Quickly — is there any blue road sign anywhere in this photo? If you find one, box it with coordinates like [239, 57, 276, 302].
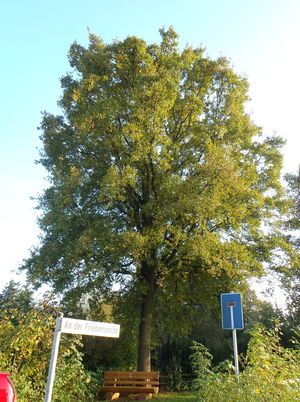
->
[221, 293, 244, 330]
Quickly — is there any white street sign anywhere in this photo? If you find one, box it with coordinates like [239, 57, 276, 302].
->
[44, 314, 120, 402]
[60, 317, 120, 338]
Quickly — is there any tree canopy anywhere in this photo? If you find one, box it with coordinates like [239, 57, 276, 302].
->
[23, 27, 291, 370]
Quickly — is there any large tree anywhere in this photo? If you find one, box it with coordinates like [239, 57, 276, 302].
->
[24, 28, 290, 370]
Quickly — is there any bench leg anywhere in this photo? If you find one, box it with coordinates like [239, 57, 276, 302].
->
[106, 392, 120, 400]
[138, 393, 152, 400]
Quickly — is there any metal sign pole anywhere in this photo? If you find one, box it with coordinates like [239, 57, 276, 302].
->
[229, 306, 239, 381]
[44, 313, 63, 402]
[232, 328, 239, 379]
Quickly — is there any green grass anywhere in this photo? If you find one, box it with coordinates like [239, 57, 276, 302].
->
[97, 392, 198, 402]
[153, 392, 197, 402]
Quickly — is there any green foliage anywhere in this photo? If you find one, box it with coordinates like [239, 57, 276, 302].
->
[285, 167, 300, 230]
[284, 167, 300, 328]
[0, 280, 33, 317]
[153, 392, 197, 402]
[243, 289, 284, 330]
[161, 355, 185, 392]
[0, 306, 98, 401]
[22, 27, 293, 369]
[189, 342, 213, 392]
[191, 324, 300, 401]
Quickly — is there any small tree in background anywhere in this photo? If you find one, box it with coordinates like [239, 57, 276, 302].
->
[285, 167, 300, 325]
[0, 280, 33, 316]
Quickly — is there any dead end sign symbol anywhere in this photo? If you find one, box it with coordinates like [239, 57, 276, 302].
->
[221, 293, 244, 330]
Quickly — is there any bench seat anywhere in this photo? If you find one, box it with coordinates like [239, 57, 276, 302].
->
[101, 371, 159, 400]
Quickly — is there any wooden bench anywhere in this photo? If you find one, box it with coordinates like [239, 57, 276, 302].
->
[101, 371, 159, 400]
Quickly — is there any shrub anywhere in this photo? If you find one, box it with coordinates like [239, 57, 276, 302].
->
[191, 324, 300, 401]
[0, 308, 99, 401]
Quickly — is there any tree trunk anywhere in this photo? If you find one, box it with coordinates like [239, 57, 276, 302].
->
[137, 262, 156, 371]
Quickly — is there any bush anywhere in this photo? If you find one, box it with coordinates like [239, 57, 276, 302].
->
[191, 324, 300, 401]
[0, 308, 99, 401]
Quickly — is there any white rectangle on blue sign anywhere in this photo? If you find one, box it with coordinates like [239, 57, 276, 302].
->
[221, 293, 244, 330]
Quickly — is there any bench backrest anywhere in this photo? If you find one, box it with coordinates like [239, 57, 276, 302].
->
[103, 371, 159, 387]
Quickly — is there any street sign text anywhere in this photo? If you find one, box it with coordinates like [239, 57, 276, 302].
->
[61, 318, 120, 338]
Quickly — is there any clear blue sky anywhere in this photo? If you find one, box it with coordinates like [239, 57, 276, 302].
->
[1, 0, 300, 293]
